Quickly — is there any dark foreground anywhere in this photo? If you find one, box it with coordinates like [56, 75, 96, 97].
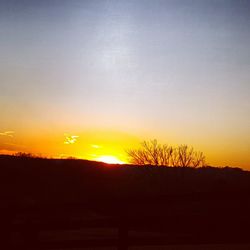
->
[0, 155, 250, 249]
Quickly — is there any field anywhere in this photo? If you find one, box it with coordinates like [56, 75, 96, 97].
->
[0, 155, 250, 249]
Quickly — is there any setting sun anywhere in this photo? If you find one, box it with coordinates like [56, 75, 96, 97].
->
[96, 156, 125, 164]
[0, 0, 250, 170]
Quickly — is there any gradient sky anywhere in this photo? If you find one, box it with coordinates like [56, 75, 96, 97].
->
[0, 0, 250, 168]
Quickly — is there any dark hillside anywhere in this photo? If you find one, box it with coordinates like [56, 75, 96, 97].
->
[1, 155, 250, 247]
[0, 155, 249, 208]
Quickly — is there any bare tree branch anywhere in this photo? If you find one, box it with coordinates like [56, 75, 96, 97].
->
[126, 140, 206, 168]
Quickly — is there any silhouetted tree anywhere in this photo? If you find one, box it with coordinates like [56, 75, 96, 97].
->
[192, 150, 206, 168]
[127, 140, 206, 167]
[170, 147, 180, 167]
[14, 152, 34, 158]
[177, 144, 194, 167]
[126, 140, 173, 166]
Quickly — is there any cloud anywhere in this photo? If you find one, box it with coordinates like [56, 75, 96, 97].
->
[0, 131, 14, 137]
[91, 144, 102, 149]
[0, 143, 26, 152]
[0, 149, 17, 155]
[64, 134, 79, 145]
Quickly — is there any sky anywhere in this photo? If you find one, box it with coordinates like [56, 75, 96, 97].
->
[0, 0, 250, 168]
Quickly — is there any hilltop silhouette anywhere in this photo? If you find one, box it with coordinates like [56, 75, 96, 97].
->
[0, 155, 250, 249]
[0, 154, 249, 207]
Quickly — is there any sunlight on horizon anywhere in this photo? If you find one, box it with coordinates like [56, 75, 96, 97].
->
[1, 1, 250, 169]
[95, 155, 125, 164]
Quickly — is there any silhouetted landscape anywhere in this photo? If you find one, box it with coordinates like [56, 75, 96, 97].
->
[1, 155, 250, 249]
[1, 1, 250, 249]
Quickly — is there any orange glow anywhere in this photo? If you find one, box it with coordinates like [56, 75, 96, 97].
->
[1, 127, 249, 169]
[95, 155, 125, 164]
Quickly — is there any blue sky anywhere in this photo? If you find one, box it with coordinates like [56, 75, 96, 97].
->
[0, 0, 250, 168]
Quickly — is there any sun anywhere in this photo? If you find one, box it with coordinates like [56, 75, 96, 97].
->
[96, 155, 124, 164]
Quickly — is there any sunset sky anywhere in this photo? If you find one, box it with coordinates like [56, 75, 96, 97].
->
[0, 0, 250, 168]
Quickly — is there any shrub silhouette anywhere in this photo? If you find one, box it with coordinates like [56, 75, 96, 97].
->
[127, 140, 206, 167]
[14, 152, 35, 158]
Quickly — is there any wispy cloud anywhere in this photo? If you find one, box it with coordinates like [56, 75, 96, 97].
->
[3, 143, 25, 147]
[0, 131, 14, 137]
[0, 149, 17, 155]
[91, 144, 102, 149]
[64, 134, 79, 145]
[0, 142, 26, 152]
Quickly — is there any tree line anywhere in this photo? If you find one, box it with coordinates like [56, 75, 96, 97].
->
[126, 139, 206, 167]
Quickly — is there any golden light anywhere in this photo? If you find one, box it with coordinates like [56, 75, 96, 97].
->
[64, 134, 79, 145]
[96, 155, 125, 164]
